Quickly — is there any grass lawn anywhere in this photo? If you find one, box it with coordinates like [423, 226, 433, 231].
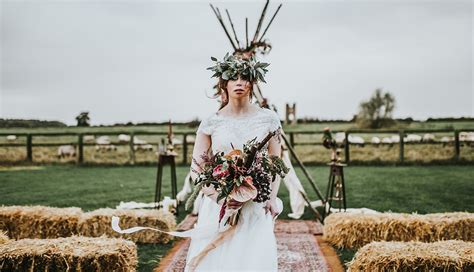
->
[1, 165, 473, 271]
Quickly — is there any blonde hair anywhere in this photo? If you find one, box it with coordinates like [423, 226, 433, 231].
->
[213, 77, 255, 110]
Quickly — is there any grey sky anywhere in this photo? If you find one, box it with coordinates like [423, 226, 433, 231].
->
[1, 0, 472, 126]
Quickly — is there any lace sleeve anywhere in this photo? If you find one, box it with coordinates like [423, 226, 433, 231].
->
[269, 110, 282, 133]
[196, 115, 213, 135]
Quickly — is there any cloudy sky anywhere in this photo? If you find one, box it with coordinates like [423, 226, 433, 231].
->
[1, 0, 472, 125]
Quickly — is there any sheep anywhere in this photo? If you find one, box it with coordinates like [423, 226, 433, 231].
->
[335, 132, 346, 144]
[187, 135, 196, 144]
[440, 136, 453, 142]
[95, 144, 117, 151]
[422, 133, 436, 142]
[381, 137, 393, 144]
[405, 134, 422, 143]
[57, 145, 76, 159]
[459, 132, 474, 147]
[371, 137, 381, 145]
[95, 136, 117, 151]
[117, 135, 153, 150]
[172, 137, 183, 145]
[460, 132, 474, 142]
[132, 137, 153, 151]
[390, 135, 400, 143]
[83, 135, 95, 143]
[348, 135, 365, 147]
[133, 137, 146, 145]
[96, 136, 111, 145]
[133, 144, 153, 151]
[440, 136, 454, 147]
[6, 135, 17, 141]
[118, 134, 131, 143]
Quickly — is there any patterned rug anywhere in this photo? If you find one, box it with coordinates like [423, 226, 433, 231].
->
[274, 219, 323, 235]
[158, 215, 335, 271]
[157, 233, 329, 272]
[176, 214, 323, 234]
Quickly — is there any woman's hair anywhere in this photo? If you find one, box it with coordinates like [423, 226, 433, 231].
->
[213, 77, 255, 110]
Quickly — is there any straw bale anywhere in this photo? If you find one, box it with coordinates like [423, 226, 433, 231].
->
[323, 212, 474, 249]
[0, 235, 137, 271]
[0, 230, 9, 244]
[348, 240, 474, 272]
[0, 205, 82, 239]
[78, 208, 177, 244]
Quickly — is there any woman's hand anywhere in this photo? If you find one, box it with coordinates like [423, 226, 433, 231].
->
[201, 184, 225, 206]
[263, 198, 280, 219]
[201, 183, 216, 197]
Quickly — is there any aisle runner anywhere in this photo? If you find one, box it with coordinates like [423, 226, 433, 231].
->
[176, 214, 324, 234]
[157, 215, 332, 271]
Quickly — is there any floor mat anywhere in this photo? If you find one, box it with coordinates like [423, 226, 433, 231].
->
[158, 216, 340, 271]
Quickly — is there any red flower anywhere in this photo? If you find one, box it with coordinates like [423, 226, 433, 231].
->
[212, 164, 229, 179]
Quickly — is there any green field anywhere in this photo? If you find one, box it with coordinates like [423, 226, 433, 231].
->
[1, 165, 473, 270]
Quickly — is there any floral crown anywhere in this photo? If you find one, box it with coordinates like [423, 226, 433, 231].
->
[206, 52, 270, 83]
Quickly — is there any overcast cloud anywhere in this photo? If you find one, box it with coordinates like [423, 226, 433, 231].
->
[1, 0, 472, 125]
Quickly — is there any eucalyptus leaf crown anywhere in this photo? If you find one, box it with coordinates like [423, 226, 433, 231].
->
[206, 53, 270, 83]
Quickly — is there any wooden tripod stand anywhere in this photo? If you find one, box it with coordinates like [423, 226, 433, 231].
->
[154, 153, 179, 216]
[323, 162, 347, 218]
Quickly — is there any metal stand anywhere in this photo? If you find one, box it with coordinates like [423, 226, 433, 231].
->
[323, 162, 347, 219]
[155, 153, 178, 215]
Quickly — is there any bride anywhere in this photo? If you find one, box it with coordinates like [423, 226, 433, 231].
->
[184, 53, 284, 271]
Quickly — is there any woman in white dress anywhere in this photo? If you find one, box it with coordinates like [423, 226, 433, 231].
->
[185, 54, 283, 271]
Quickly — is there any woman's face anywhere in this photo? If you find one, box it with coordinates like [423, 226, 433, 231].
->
[226, 74, 252, 100]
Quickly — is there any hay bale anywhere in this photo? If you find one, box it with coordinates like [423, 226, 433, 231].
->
[348, 240, 474, 272]
[0, 235, 137, 271]
[0, 205, 82, 240]
[323, 212, 474, 249]
[0, 231, 9, 244]
[78, 208, 176, 244]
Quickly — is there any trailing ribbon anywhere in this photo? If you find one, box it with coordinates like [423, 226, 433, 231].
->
[111, 197, 283, 271]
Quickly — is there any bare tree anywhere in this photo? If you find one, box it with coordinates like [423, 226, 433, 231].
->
[356, 88, 396, 128]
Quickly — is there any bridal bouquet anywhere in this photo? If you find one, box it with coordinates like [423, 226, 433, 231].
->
[185, 130, 289, 226]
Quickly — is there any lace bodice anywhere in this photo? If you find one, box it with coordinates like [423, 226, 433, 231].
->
[196, 105, 282, 155]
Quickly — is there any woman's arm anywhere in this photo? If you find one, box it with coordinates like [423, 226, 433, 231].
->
[267, 133, 282, 202]
[190, 131, 225, 206]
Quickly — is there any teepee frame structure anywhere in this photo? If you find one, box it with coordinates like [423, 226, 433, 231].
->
[209, 0, 325, 222]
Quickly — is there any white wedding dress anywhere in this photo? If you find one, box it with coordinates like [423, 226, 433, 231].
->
[184, 105, 283, 272]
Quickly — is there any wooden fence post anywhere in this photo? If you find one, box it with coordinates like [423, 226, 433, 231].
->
[26, 134, 32, 162]
[399, 130, 405, 163]
[454, 130, 460, 160]
[182, 133, 188, 165]
[77, 134, 84, 164]
[344, 131, 350, 163]
[129, 133, 135, 165]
